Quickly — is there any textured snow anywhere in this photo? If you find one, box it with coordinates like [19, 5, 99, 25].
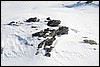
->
[1, 1, 99, 66]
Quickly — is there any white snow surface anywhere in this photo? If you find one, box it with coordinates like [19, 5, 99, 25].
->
[1, 1, 99, 66]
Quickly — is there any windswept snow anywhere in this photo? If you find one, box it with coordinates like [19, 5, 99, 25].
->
[1, 1, 99, 66]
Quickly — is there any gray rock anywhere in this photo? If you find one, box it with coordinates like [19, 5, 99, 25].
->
[47, 20, 61, 27]
[38, 40, 45, 48]
[1, 47, 3, 54]
[44, 37, 56, 49]
[83, 39, 97, 45]
[45, 52, 51, 57]
[26, 17, 40, 22]
[56, 26, 69, 35]
[32, 30, 45, 37]
[46, 17, 51, 20]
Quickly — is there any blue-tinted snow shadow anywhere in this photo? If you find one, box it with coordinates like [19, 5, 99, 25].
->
[64, 2, 99, 8]
[15, 34, 30, 45]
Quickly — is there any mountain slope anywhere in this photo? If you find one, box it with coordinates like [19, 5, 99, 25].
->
[1, 1, 99, 66]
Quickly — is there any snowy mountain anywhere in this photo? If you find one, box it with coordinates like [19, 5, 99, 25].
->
[1, 1, 99, 66]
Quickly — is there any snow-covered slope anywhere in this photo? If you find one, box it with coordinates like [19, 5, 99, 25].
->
[1, 1, 99, 66]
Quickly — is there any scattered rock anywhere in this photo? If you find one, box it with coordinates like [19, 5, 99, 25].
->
[37, 38, 41, 40]
[83, 39, 97, 45]
[26, 17, 40, 22]
[35, 51, 39, 55]
[37, 40, 45, 48]
[49, 30, 56, 37]
[45, 52, 51, 57]
[44, 37, 56, 47]
[46, 17, 51, 20]
[44, 28, 56, 37]
[30, 44, 34, 46]
[85, 1, 93, 4]
[93, 48, 96, 50]
[32, 30, 45, 37]
[32, 26, 69, 38]
[56, 26, 69, 35]
[82, 36, 88, 38]
[8, 21, 19, 26]
[47, 20, 61, 27]
[31, 26, 37, 28]
[35, 29, 38, 30]
[44, 46, 54, 52]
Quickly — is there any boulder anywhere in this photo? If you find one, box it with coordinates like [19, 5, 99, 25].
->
[47, 20, 61, 27]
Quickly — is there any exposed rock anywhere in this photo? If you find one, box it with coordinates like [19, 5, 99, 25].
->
[1, 47, 3, 54]
[49, 30, 56, 37]
[82, 36, 88, 38]
[45, 46, 54, 52]
[44, 28, 56, 37]
[32, 30, 45, 37]
[30, 44, 34, 46]
[8, 21, 19, 26]
[56, 26, 69, 35]
[93, 48, 96, 50]
[8, 21, 15, 25]
[31, 26, 37, 28]
[46, 17, 51, 20]
[32, 26, 69, 38]
[37, 40, 45, 48]
[47, 20, 61, 27]
[85, 1, 93, 4]
[32, 28, 56, 38]
[26, 17, 40, 22]
[83, 39, 97, 45]
[45, 52, 51, 57]
[44, 37, 56, 49]
[35, 51, 39, 55]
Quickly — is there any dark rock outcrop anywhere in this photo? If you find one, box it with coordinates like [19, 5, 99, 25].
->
[56, 26, 69, 36]
[83, 39, 97, 45]
[45, 52, 51, 57]
[1, 47, 3, 54]
[8, 21, 19, 26]
[46, 17, 51, 20]
[37, 40, 45, 48]
[47, 20, 61, 27]
[32, 30, 45, 37]
[26, 17, 40, 22]
[85, 1, 93, 4]
[44, 37, 56, 48]
[45, 47, 54, 52]
[32, 26, 69, 38]
[31, 26, 37, 28]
